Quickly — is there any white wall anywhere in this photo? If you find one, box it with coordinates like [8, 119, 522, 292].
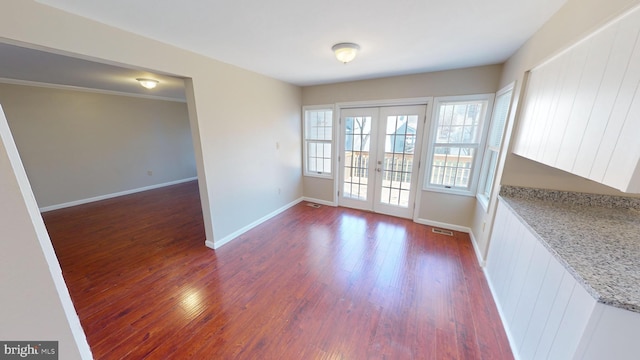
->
[301, 65, 502, 228]
[471, 0, 640, 261]
[0, 0, 303, 242]
[195, 70, 302, 243]
[0, 82, 196, 209]
[0, 0, 302, 356]
[0, 105, 90, 359]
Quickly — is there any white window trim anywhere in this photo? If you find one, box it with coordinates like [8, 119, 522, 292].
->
[422, 94, 494, 197]
[477, 83, 515, 211]
[303, 105, 335, 179]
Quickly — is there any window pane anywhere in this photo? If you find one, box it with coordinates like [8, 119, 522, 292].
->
[449, 125, 463, 143]
[323, 159, 331, 172]
[439, 125, 453, 143]
[304, 108, 333, 176]
[347, 116, 371, 152]
[489, 90, 512, 149]
[430, 146, 475, 188]
[483, 150, 498, 196]
[308, 156, 317, 172]
[425, 96, 490, 193]
[436, 102, 484, 145]
[324, 127, 332, 140]
[385, 134, 396, 153]
[306, 140, 332, 174]
[380, 113, 418, 209]
[323, 143, 331, 155]
[477, 86, 513, 201]
[305, 109, 332, 141]
[343, 116, 372, 200]
[441, 104, 454, 125]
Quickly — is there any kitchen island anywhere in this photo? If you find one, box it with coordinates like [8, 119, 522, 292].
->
[485, 186, 640, 359]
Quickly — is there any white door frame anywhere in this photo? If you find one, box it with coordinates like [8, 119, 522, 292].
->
[334, 97, 433, 219]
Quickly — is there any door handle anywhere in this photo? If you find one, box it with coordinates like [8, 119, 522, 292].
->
[376, 168, 382, 172]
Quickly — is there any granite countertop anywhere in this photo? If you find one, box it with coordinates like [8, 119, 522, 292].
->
[498, 186, 640, 313]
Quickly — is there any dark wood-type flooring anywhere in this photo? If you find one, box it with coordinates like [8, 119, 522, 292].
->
[43, 181, 513, 359]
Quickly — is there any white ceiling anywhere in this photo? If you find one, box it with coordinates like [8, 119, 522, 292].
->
[32, 0, 568, 87]
[0, 0, 568, 99]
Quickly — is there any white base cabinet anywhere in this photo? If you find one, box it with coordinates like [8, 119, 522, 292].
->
[574, 304, 640, 360]
[486, 199, 640, 359]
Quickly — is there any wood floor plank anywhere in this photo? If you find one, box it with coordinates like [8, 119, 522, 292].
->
[43, 180, 513, 359]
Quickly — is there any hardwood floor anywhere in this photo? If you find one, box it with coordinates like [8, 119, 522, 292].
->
[43, 181, 513, 359]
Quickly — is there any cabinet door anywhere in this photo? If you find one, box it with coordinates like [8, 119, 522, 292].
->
[501, 225, 537, 324]
[555, 26, 616, 171]
[577, 304, 640, 360]
[603, 88, 640, 192]
[485, 202, 509, 282]
[509, 238, 552, 350]
[514, 5, 640, 193]
[574, 14, 640, 178]
[547, 283, 596, 359]
[591, 8, 640, 183]
[518, 256, 567, 359]
[532, 272, 578, 358]
[486, 200, 597, 360]
[486, 201, 519, 300]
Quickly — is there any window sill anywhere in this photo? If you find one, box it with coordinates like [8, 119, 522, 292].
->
[303, 172, 333, 180]
[476, 193, 489, 212]
[423, 186, 476, 197]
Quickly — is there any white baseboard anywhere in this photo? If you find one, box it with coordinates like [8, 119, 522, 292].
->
[414, 217, 486, 267]
[301, 197, 336, 207]
[209, 197, 304, 250]
[414, 217, 470, 233]
[483, 267, 521, 360]
[39, 177, 198, 212]
[468, 231, 487, 267]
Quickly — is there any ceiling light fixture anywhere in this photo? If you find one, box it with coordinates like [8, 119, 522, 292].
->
[332, 43, 360, 64]
[136, 78, 159, 89]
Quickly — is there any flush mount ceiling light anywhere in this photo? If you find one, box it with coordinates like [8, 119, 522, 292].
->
[136, 78, 159, 89]
[332, 43, 360, 64]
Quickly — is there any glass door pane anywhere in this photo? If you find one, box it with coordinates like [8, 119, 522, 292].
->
[343, 115, 372, 201]
[339, 105, 425, 219]
[380, 114, 418, 208]
[372, 105, 426, 219]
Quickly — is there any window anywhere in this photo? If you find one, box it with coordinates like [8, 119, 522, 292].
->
[424, 95, 493, 195]
[477, 84, 514, 209]
[303, 106, 334, 178]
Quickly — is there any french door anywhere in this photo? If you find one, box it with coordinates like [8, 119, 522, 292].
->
[339, 105, 426, 218]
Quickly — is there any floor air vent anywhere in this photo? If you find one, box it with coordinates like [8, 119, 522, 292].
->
[432, 228, 454, 236]
[306, 203, 321, 209]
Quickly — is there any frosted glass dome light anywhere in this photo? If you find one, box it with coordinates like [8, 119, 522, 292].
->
[137, 78, 159, 89]
[332, 43, 360, 64]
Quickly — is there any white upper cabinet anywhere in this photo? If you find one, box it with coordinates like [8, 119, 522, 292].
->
[513, 5, 640, 193]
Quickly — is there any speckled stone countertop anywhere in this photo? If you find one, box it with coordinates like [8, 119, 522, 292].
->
[498, 186, 640, 313]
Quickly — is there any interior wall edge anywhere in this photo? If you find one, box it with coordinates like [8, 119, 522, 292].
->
[211, 197, 305, 250]
[0, 105, 91, 359]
